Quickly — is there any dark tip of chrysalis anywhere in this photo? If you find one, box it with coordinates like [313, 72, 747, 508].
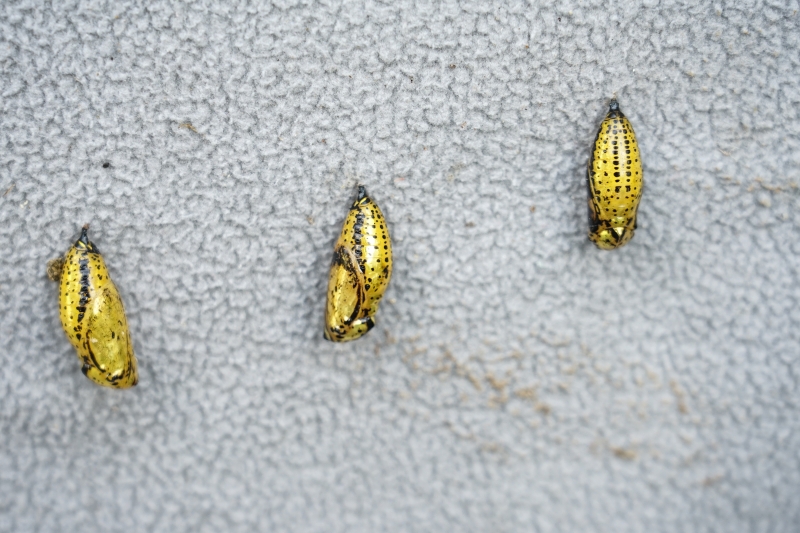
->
[79, 224, 90, 245]
[356, 185, 368, 200]
[77, 223, 98, 253]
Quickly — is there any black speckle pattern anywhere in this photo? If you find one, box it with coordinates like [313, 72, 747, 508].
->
[586, 99, 644, 250]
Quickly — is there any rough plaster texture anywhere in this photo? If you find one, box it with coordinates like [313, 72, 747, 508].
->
[1, 0, 799, 531]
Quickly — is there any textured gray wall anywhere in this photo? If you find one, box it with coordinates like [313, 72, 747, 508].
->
[1, 0, 799, 531]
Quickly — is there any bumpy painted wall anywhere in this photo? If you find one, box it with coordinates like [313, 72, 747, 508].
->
[1, 1, 799, 531]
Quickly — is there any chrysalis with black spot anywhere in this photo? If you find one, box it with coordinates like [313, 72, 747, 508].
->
[587, 98, 643, 249]
[324, 186, 393, 342]
[49, 225, 138, 388]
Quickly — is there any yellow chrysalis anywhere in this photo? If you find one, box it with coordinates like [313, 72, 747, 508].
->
[587, 98, 644, 249]
[49, 225, 138, 388]
[324, 186, 392, 342]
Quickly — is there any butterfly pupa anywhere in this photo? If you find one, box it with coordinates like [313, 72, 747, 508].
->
[586, 98, 644, 249]
[324, 186, 392, 342]
[49, 225, 138, 388]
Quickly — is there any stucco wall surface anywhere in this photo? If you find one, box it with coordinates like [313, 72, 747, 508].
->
[1, 0, 799, 532]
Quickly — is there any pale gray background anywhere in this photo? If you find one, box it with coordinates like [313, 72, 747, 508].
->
[1, 0, 799, 531]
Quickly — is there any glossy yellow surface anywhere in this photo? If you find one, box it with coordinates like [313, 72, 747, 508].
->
[324, 186, 392, 342]
[587, 99, 643, 249]
[56, 225, 138, 388]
